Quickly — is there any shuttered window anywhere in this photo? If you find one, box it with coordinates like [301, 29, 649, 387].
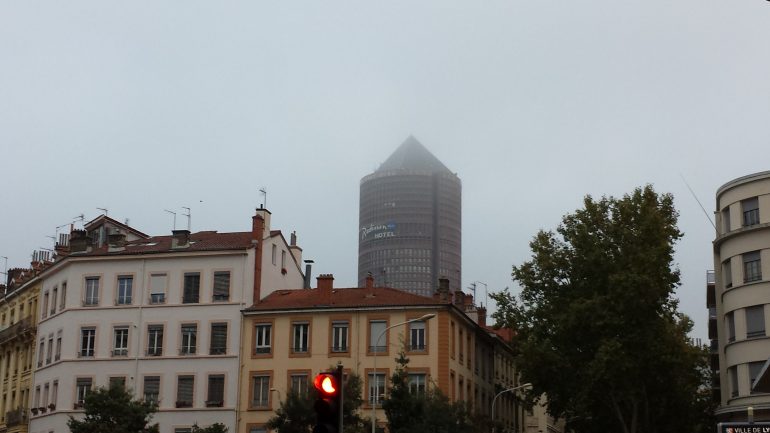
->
[210, 323, 227, 355]
[207, 375, 225, 406]
[177, 375, 194, 407]
[213, 272, 230, 302]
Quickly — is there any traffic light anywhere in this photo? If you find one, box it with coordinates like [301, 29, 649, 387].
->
[313, 368, 342, 433]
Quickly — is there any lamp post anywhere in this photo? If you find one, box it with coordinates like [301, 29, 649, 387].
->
[491, 383, 532, 433]
[371, 313, 436, 433]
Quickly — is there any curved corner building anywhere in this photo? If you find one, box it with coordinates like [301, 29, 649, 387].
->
[358, 136, 461, 296]
[713, 170, 770, 422]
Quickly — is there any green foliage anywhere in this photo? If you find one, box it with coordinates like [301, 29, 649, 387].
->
[267, 370, 368, 433]
[67, 383, 159, 433]
[491, 186, 712, 433]
[191, 423, 229, 433]
[383, 351, 486, 433]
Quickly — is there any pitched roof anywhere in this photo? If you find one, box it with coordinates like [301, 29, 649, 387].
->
[84, 215, 150, 239]
[245, 286, 443, 312]
[72, 231, 255, 257]
[377, 136, 452, 173]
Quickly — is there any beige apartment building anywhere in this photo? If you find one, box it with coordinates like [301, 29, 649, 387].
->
[713, 170, 770, 421]
[0, 266, 41, 433]
[29, 210, 304, 433]
[238, 275, 525, 433]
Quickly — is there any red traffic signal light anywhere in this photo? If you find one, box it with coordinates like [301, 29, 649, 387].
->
[314, 373, 339, 397]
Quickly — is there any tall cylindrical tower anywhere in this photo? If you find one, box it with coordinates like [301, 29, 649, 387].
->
[358, 136, 461, 296]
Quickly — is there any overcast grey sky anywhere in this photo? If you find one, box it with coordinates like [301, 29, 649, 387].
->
[2, 1, 770, 341]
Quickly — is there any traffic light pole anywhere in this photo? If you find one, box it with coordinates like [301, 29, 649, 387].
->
[337, 363, 344, 433]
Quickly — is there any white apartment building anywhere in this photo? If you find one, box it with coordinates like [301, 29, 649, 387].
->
[29, 210, 304, 433]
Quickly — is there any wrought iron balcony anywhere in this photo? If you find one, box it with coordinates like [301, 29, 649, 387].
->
[6, 407, 26, 426]
[0, 317, 35, 346]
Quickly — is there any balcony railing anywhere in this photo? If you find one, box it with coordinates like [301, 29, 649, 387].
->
[6, 408, 26, 426]
[0, 317, 35, 345]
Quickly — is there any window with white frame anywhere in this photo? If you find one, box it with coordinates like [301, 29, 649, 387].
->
[75, 378, 92, 408]
[113, 327, 129, 356]
[292, 323, 309, 353]
[368, 372, 386, 405]
[180, 324, 197, 355]
[251, 375, 270, 408]
[254, 323, 271, 354]
[147, 325, 164, 356]
[408, 373, 427, 395]
[116, 276, 133, 305]
[332, 321, 348, 352]
[410, 321, 426, 351]
[290, 374, 309, 396]
[149, 273, 167, 304]
[369, 320, 386, 352]
[84, 277, 99, 306]
[80, 328, 95, 357]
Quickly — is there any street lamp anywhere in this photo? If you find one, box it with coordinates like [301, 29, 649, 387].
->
[371, 313, 436, 433]
[491, 383, 532, 433]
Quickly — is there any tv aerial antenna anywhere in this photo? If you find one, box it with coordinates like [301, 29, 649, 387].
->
[182, 207, 191, 231]
[259, 188, 267, 209]
[164, 209, 177, 230]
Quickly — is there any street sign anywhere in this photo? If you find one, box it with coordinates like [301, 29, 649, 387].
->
[718, 422, 770, 433]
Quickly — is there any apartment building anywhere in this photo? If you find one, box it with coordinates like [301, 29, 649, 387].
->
[238, 275, 523, 433]
[713, 170, 770, 422]
[0, 266, 41, 433]
[28, 209, 304, 433]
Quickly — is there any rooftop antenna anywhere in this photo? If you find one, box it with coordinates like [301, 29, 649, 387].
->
[1, 256, 7, 282]
[96, 207, 108, 216]
[680, 174, 716, 230]
[164, 209, 177, 230]
[259, 188, 267, 209]
[182, 207, 191, 231]
[471, 281, 488, 307]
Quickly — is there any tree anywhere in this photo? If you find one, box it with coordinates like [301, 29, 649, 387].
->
[491, 186, 711, 433]
[67, 383, 159, 433]
[383, 351, 485, 433]
[267, 371, 368, 433]
[191, 423, 229, 433]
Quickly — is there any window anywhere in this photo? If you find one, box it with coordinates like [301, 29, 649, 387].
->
[80, 328, 95, 357]
[746, 305, 766, 339]
[290, 374, 309, 396]
[750, 361, 765, 394]
[176, 375, 194, 407]
[743, 197, 760, 227]
[726, 312, 736, 343]
[744, 251, 762, 283]
[51, 287, 58, 315]
[210, 323, 228, 355]
[292, 323, 309, 354]
[251, 374, 271, 408]
[183, 273, 200, 304]
[75, 378, 92, 408]
[55, 331, 62, 361]
[180, 324, 197, 355]
[409, 321, 426, 351]
[281, 250, 286, 269]
[249, 427, 267, 433]
[116, 276, 133, 305]
[206, 374, 225, 407]
[149, 274, 167, 304]
[37, 341, 44, 367]
[109, 376, 126, 389]
[143, 376, 160, 403]
[722, 207, 732, 233]
[254, 324, 272, 355]
[723, 260, 733, 289]
[42, 292, 49, 318]
[113, 327, 129, 356]
[84, 277, 99, 306]
[213, 272, 230, 302]
[450, 321, 456, 359]
[369, 320, 386, 352]
[459, 329, 464, 363]
[46, 336, 53, 364]
[368, 373, 386, 405]
[729, 366, 739, 397]
[408, 373, 427, 395]
[60, 282, 67, 309]
[147, 325, 164, 356]
[52, 380, 58, 409]
[332, 321, 349, 352]
[272, 245, 277, 265]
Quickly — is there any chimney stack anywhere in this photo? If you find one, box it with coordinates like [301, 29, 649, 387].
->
[317, 274, 334, 305]
[252, 211, 266, 303]
[289, 231, 303, 267]
[108, 232, 127, 251]
[453, 290, 464, 306]
[69, 230, 91, 253]
[171, 230, 191, 249]
[303, 260, 313, 289]
[365, 272, 374, 289]
[477, 306, 487, 327]
[437, 277, 450, 302]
